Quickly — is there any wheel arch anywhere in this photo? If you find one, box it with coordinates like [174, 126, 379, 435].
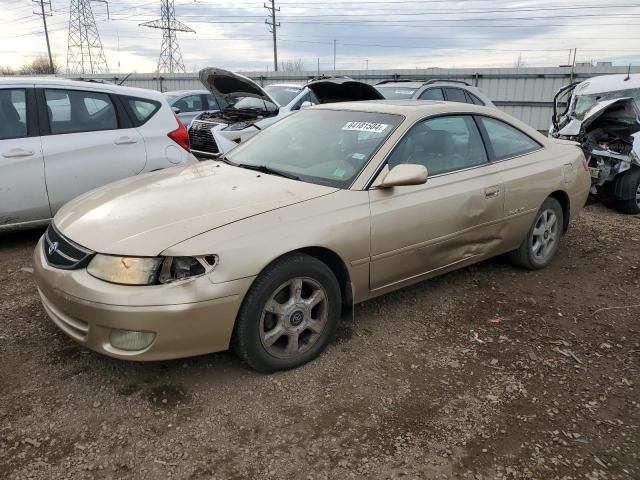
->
[251, 246, 353, 313]
[548, 190, 571, 233]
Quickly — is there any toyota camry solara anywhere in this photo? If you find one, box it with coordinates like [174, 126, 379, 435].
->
[33, 100, 591, 372]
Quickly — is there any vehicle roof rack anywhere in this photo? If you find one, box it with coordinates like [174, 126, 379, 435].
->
[375, 79, 423, 85]
[423, 79, 471, 86]
[376, 78, 472, 86]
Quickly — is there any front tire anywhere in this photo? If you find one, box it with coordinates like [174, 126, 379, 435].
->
[615, 168, 640, 214]
[509, 197, 564, 270]
[233, 253, 341, 373]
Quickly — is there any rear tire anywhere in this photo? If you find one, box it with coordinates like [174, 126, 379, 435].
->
[615, 169, 640, 214]
[233, 253, 341, 373]
[509, 197, 564, 270]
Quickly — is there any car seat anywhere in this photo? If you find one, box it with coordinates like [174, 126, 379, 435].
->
[0, 98, 26, 138]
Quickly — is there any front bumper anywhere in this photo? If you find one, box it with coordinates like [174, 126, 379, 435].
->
[33, 237, 255, 361]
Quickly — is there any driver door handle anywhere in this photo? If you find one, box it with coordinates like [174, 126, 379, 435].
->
[2, 148, 34, 158]
[484, 186, 501, 198]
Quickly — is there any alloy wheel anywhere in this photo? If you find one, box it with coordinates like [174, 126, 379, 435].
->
[259, 277, 328, 359]
[530, 208, 559, 262]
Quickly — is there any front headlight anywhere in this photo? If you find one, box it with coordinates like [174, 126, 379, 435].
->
[223, 120, 256, 131]
[87, 254, 216, 286]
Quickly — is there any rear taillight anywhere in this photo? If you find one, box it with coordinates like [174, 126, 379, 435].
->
[167, 114, 191, 152]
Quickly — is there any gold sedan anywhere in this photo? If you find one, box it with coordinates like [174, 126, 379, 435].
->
[33, 101, 591, 372]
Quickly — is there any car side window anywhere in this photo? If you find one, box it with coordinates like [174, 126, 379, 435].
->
[45, 89, 117, 135]
[125, 98, 161, 126]
[419, 88, 444, 101]
[0, 89, 27, 140]
[292, 90, 320, 110]
[478, 116, 542, 160]
[388, 115, 488, 176]
[172, 94, 202, 113]
[443, 87, 467, 103]
[465, 91, 484, 105]
[205, 94, 221, 110]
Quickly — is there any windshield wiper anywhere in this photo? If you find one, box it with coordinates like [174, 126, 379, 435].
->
[216, 155, 237, 166]
[236, 163, 301, 180]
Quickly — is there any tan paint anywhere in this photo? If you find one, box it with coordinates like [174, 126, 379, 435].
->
[34, 101, 591, 361]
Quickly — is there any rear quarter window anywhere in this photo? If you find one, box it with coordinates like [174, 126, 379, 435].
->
[123, 97, 161, 126]
[478, 116, 542, 160]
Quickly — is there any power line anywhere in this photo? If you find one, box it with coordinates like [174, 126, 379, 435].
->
[140, 0, 195, 73]
[67, 0, 110, 74]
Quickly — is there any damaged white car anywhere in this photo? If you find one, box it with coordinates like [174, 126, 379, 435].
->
[550, 74, 640, 214]
[188, 68, 384, 157]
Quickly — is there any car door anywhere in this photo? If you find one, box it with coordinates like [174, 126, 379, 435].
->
[39, 87, 147, 214]
[474, 115, 552, 250]
[0, 86, 51, 227]
[368, 114, 505, 292]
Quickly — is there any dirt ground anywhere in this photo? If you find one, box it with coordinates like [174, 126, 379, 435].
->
[0, 204, 638, 480]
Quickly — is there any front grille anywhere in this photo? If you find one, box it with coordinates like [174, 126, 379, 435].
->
[43, 224, 94, 270]
[189, 120, 220, 154]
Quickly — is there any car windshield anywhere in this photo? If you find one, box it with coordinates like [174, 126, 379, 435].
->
[571, 88, 640, 120]
[264, 85, 302, 106]
[163, 93, 179, 102]
[376, 86, 418, 99]
[226, 109, 403, 188]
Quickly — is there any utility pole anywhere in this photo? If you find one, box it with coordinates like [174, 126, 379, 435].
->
[264, 0, 280, 71]
[33, 0, 54, 72]
[333, 39, 336, 71]
[140, 0, 195, 74]
[570, 48, 577, 83]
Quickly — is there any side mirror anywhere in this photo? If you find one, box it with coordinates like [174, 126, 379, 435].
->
[172, 106, 181, 114]
[378, 164, 428, 188]
[300, 101, 315, 109]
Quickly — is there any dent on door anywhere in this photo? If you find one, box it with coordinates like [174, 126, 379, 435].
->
[368, 167, 505, 292]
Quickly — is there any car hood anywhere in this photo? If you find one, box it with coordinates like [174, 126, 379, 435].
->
[199, 67, 276, 104]
[54, 162, 338, 256]
[558, 97, 640, 137]
[306, 77, 384, 102]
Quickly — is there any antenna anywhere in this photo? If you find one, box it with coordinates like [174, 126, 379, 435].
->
[66, 0, 109, 74]
[140, 0, 195, 74]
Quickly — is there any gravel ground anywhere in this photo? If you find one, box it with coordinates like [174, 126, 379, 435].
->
[0, 204, 638, 480]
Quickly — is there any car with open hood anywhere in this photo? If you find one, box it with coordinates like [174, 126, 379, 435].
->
[188, 67, 384, 157]
[34, 100, 590, 372]
[550, 74, 640, 213]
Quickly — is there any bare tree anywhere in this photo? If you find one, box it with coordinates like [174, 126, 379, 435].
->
[19, 56, 61, 75]
[513, 54, 526, 69]
[0, 65, 15, 75]
[279, 58, 305, 72]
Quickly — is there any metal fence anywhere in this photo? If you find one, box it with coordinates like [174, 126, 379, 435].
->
[66, 65, 640, 131]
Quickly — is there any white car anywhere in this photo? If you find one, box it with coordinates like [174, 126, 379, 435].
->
[550, 74, 640, 213]
[164, 89, 224, 127]
[0, 77, 197, 231]
[188, 68, 383, 157]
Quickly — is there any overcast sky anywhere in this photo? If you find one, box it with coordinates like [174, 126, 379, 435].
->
[1, 0, 639, 73]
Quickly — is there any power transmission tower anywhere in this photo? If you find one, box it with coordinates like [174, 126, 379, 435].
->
[264, 0, 280, 71]
[66, 0, 110, 74]
[141, 0, 195, 74]
[32, 0, 54, 72]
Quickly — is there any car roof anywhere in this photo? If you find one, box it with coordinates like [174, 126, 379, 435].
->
[574, 74, 640, 95]
[0, 76, 166, 101]
[164, 89, 211, 96]
[376, 80, 474, 89]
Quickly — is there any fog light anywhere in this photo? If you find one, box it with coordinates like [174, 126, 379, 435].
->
[109, 329, 156, 351]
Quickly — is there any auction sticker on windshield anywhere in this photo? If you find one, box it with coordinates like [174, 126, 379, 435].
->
[342, 121, 389, 133]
